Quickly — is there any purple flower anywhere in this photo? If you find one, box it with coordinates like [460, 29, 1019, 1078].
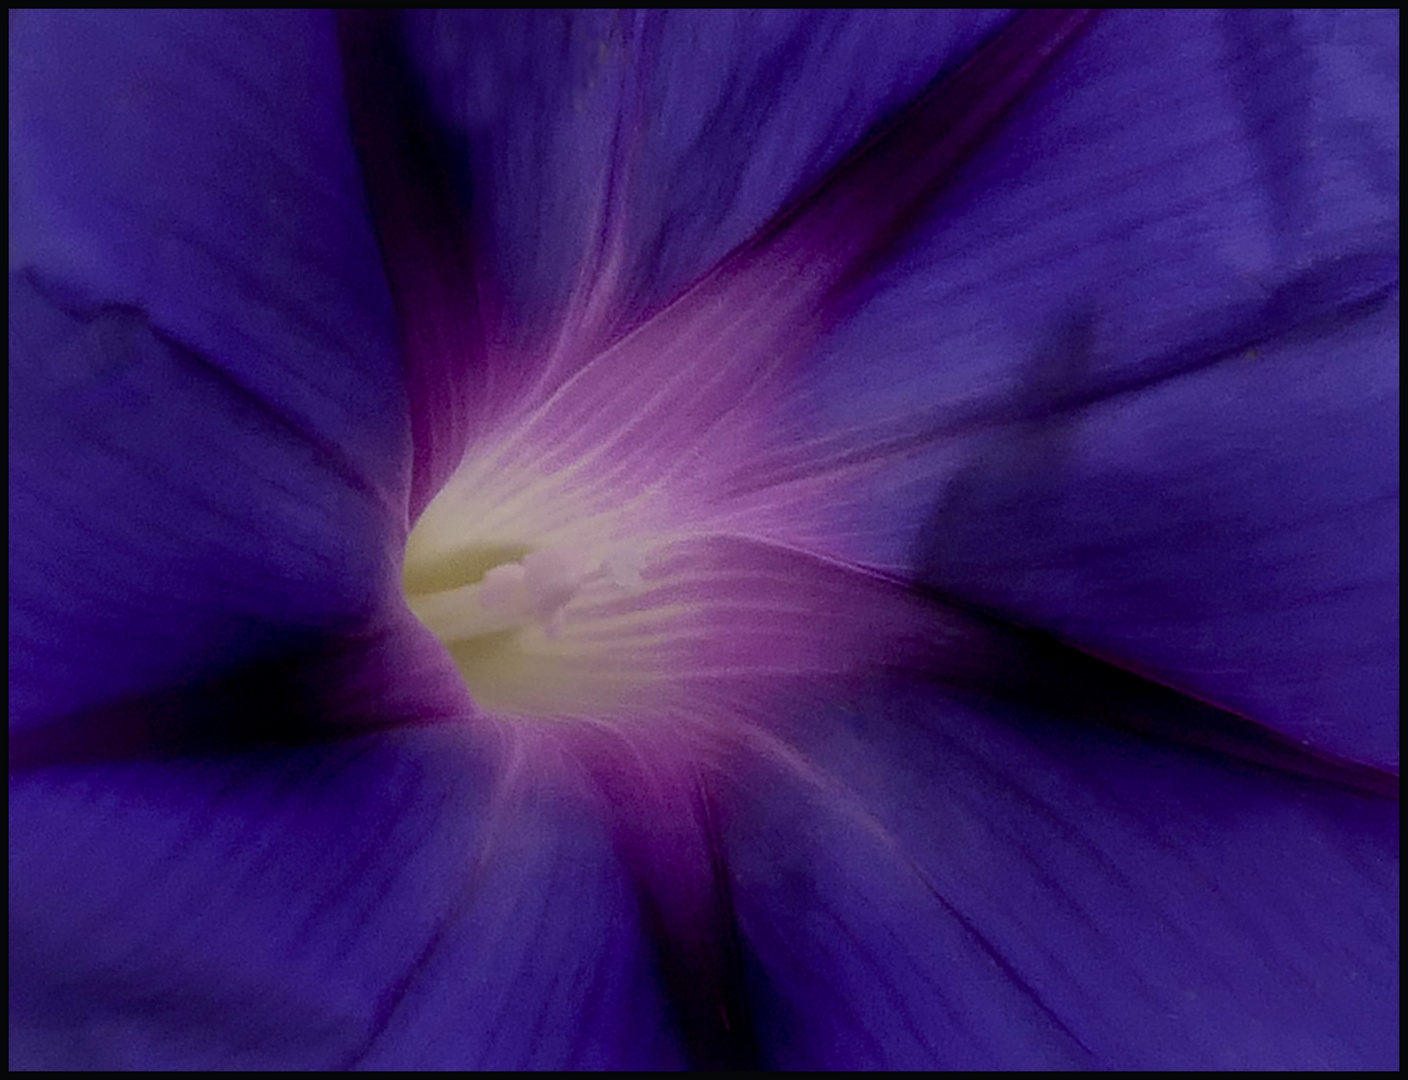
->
[9, 10, 1398, 1070]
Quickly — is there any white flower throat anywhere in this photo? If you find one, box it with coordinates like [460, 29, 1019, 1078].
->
[400, 439, 678, 722]
[410, 545, 645, 642]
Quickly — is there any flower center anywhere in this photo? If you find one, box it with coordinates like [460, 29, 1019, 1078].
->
[401, 474, 664, 722]
[408, 546, 644, 642]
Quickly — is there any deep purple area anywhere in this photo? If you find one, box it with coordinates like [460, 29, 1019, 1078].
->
[9, 10, 1398, 1070]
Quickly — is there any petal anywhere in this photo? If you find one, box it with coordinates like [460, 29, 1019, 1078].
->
[9, 724, 682, 1070]
[357, 11, 1091, 502]
[784, 9, 1399, 768]
[916, 294, 1398, 770]
[336, 11, 486, 517]
[10, 11, 411, 727]
[401, 9, 1015, 349]
[10, 10, 407, 499]
[723, 675, 1398, 1069]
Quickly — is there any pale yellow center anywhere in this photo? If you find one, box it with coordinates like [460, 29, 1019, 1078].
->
[402, 452, 672, 720]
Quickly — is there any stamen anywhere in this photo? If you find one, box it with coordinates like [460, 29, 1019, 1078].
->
[408, 544, 647, 645]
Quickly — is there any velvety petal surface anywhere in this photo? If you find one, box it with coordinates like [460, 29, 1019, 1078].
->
[13, 9, 1397, 1073]
[400, 9, 1014, 355]
[723, 675, 1398, 1069]
[361, 11, 1398, 1066]
[395, 9, 1398, 770]
[791, 9, 1399, 769]
[10, 724, 682, 1070]
[384, 9, 1100, 729]
[9, 10, 410, 729]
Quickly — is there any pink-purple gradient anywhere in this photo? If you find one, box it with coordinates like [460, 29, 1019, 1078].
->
[9, 9, 1398, 1070]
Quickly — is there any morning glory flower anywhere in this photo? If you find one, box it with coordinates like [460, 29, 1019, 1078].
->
[10, 9, 1398, 1071]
